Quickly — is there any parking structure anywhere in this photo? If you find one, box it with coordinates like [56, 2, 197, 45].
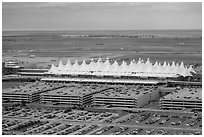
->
[93, 85, 160, 108]
[40, 83, 111, 106]
[2, 82, 65, 103]
[160, 88, 202, 111]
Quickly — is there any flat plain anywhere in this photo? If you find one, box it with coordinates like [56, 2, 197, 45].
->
[2, 30, 202, 69]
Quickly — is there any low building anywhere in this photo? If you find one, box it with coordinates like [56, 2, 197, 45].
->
[17, 69, 48, 76]
[159, 88, 202, 111]
[4, 60, 21, 68]
[40, 84, 111, 106]
[2, 82, 65, 103]
[167, 81, 202, 88]
[41, 77, 160, 85]
[93, 85, 159, 108]
[3, 61, 23, 75]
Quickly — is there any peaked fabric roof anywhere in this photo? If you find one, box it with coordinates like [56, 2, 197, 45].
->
[48, 58, 196, 78]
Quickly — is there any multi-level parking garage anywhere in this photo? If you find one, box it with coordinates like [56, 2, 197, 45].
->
[2, 82, 65, 103]
[159, 88, 202, 111]
[40, 84, 111, 106]
[3, 81, 202, 112]
[93, 85, 160, 108]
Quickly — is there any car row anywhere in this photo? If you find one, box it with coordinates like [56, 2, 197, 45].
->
[3, 106, 118, 123]
[111, 127, 129, 135]
[145, 117, 160, 124]
[113, 111, 202, 130]
[75, 125, 99, 135]
[41, 124, 72, 135]
[186, 118, 201, 127]
[2, 119, 23, 134]
[159, 118, 170, 125]
[93, 126, 202, 135]
[126, 128, 143, 135]
[56, 124, 86, 135]
[2, 105, 202, 135]
[94, 126, 114, 135]
[2, 119, 49, 135]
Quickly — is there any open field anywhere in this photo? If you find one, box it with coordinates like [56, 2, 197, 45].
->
[2, 30, 202, 69]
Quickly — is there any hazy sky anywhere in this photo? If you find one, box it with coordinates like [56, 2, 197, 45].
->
[2, 2, 202, 30]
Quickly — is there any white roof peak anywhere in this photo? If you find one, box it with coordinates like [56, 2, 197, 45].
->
[154, 61, 158, 66]
[167, 63, 170, 66]
[130, 60, 134, 64]
[66, 59, 71, 65]
[188, 65, 196, 74]
[59, 60, 63, 65]
[163, 61, 167, 66]
[180, 62, 184, 68]
[48, 58, 193, 78]
[82, 60, 86, 64]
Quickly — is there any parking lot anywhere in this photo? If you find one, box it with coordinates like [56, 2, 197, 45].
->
[3, 106, 119, 122]
[91, 125, 202, 135]
[2, 105, 202, 135]
[2, 119, 99, 135]
[114, 111, 202, 130]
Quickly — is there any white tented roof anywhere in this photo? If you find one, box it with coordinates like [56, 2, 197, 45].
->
[47, 58, 194, 78]
[188, 65, 196, 74]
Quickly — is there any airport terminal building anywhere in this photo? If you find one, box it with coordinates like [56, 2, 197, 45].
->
[42, 58, 195, 85]
[3, 58, 200, 111]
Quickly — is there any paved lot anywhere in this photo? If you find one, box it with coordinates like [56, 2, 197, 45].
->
[2, 106, 202, 135]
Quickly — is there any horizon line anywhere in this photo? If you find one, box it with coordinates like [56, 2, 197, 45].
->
[2, 28, 202, 32]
